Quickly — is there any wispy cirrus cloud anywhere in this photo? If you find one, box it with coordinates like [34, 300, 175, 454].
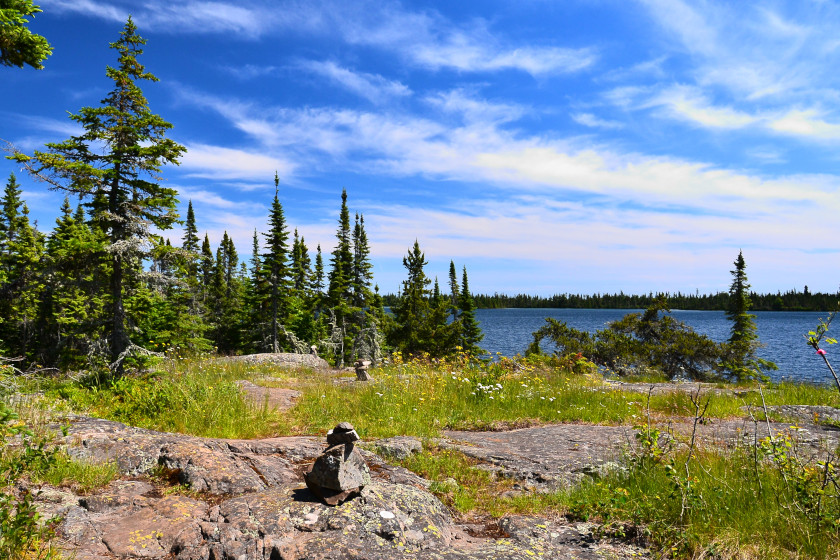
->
[47, 0, 270, 38]
[648, 85, 758, 129]
[180, 143, 296, 181]
[767, 109, 840, 140]
[300, 60, 411, 103]
[179, 86, 840, 226]
[572, 112, 624, 130]
[46, 0, 595, 76]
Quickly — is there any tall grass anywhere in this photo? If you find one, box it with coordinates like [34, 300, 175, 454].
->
[48, 358, 294, 438]
[290, 358, 646, 438]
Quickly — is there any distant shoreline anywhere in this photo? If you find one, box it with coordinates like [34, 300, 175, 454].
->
[383, 289, 838, 312]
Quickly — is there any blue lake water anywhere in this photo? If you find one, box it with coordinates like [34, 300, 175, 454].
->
[474, 308, 833, 385]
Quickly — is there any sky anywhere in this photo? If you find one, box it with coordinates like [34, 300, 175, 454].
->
[3, 0, 840, 297]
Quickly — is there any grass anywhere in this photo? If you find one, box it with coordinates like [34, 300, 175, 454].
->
[41, 357, 296, 439]
[8, 353, 840, 559]
[397, 436, 840, 559]
[30, 452, 120, 493]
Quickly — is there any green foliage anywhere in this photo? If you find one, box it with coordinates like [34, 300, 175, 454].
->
[10, 18, 185, 376]
[458, 266, 483, 356]
[37, 199, 108, 369]
[0, 400, 60, 559]
[31, 451, 119, 493]
[387, 241, 466, 359]
[527, 296, 725, 380]
[53, 360, 288, 438]
[565, 427, 840, 559]
[723, 251, 776, 381]
[0, 173, 44, 361]
[259, 177, 291, 352]
[806, 310, 840, 393]
[0, 0, 51, 69]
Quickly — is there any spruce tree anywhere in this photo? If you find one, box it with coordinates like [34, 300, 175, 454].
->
[199, 234, 214, 300]
[328, 189, 354, 308]
[182, 201, 199, 254]
[326, 190, 357, 365]
[448, 260, 460, 320]
[0, 175, 44, 360]
[39, 200, 106, 366]
[261, 173, 291, 352]
[291, 229, 312, 295]
[208, 232, 243, 353]
[11, 18, 185, 375]
[388, 241, 432, 357]
[181, 200, 199, 283]
[313, 244, 325, 296]
[724, 251, 774, 380]
[352, 213, 373, 308]
[459, 266, 483, 356]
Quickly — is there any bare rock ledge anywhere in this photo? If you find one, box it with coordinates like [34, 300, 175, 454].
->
[31, 415, 652, 559]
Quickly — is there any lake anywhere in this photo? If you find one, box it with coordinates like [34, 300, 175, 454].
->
[474, 308, 834, 385]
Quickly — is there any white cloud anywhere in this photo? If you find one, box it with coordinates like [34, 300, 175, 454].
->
[317, 1, 596, 76]
[426, 89, 526, 124]
[650, 85, 758, 129]
[572, 112, 624, 130]
[47, 0, 595, 76]
[46, 0, 126, 23]
[222, 64, 280, 80]
[301, 61, 411, 103]
[47, 0, 269, 37]
[768, 109, 840, 140]
[180, 144, 296, 181]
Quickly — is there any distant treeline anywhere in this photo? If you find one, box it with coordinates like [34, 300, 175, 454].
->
[383, 289, 839, 312]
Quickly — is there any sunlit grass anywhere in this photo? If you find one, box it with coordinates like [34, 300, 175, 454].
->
[41, 357, 295, 439]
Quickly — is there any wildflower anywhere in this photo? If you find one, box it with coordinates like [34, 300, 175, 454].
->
[818, 348, 827, 356]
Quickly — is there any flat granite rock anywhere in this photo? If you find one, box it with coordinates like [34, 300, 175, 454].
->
[220, 352, 330, 369]
[50, 479, 649, 560]
[442, 424, 635, 491]
[38, 415, 652, 559]
[61, 415, 323, 495]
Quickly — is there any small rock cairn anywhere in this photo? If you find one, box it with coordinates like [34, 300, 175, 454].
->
[355, 360, 372, 381]
[304, 422, 371, 506]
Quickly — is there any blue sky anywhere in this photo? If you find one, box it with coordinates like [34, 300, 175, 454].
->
[3, 0, 840, 296]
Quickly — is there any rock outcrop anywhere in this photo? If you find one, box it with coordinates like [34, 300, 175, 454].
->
[35, 415, 653, 559]
[220, 352, 330, 369]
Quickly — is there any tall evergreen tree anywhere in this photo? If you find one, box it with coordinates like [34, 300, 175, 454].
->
[352, 213, 373, 308]
[208, 232, 243, 353]
[325, 190, 358, 365]
[313, 244, 325, 296]
[388, 241, 432, 357]
[448, 260, 460, 320]
[291, 229, 312, 296]
[724, 251, 774, 380]
[261, 173, 291, 352]
[11, 18, 185, 375]
[328, 189, 353, 308]
[38, 200, 106, 366]
[459, 266, 484, 356]
[0, 174, 43, 359]
[199, 234, 214, 300]
[182, 200, 199, 254]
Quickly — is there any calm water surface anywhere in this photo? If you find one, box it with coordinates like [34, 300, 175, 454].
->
[474, 308, 832, 385]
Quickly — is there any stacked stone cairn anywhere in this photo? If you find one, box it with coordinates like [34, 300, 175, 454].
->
[304, 422, 371, 506]
[355, 359, 372, 381]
